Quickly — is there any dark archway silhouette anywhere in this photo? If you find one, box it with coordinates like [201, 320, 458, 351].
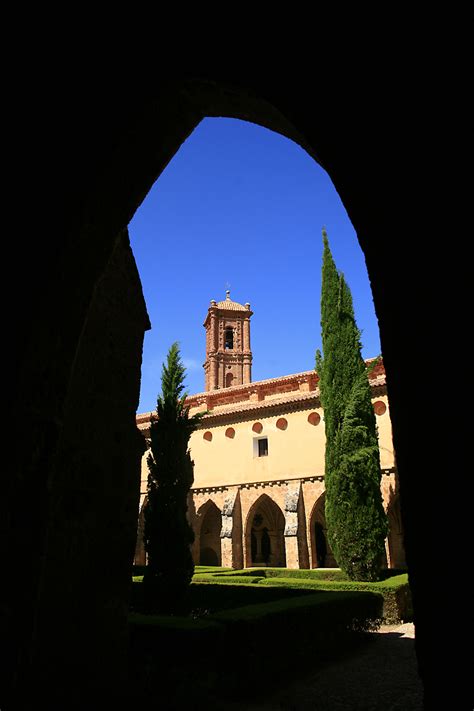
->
[309, 493, 337, 568]
[6, 73, 461, 707]
[197, 500, 222, 566]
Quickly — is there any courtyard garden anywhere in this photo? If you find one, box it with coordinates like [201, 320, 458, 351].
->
[128, 565, 411, 705]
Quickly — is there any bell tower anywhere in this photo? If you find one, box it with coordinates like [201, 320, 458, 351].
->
[203, 290, 253, 391]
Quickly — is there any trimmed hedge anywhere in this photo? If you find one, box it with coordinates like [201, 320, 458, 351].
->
[211, 567, 407, 582]
[128, 587, 383, 703]
[130, 579, 316, 615]
[255, 577, 410, 623]
[213, 567, 349, 581]
[132, 567, 412, 622]
[190, 569, 412, 623]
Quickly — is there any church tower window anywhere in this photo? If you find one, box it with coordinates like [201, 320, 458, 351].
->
[225, 327, 234, 350]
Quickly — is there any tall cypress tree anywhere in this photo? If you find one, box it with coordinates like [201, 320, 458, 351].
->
[143, 342, 204, 611]
[316, 230, 387, 581]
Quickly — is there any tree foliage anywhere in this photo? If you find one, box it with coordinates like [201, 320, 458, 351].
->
[316, 230, 388, 581]
[143, 342, 205, 610]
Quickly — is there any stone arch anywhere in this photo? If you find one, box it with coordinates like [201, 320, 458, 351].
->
[309, 493, 337, 568]
[245, 493, 286, 567]
[197, 499, 222, 567]
[9, 76, 446, 704]
[224, 327, 234, 350]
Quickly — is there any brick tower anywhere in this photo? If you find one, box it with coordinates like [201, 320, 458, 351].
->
[203, 290, 253, 391]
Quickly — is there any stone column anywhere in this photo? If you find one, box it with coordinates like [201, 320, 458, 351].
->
[210, 309, 218, 351]
[221, 490, 243, 568]
[243, 354, 252, 384]
[211, 355, 218, 390]
[243, 316, 251, 351]
[284, 536, 300, 569]
[254, 530, 263, 563]
[284, 482, 302, 569]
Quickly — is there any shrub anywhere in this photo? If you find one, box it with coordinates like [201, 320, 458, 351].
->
[128, 588, 383, 702]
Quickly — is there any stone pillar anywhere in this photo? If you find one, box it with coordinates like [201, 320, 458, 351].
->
[220, 489, 243, 568]
[284, 536, 300, 569]
[284, 482, 303, 569]
[243, 316, 250, 351]
[243, 354, 252, 384]
[210, 309, 218, 351]
[221, 537, 233, 568]
[218, 357, 225, 389]
[211, 355, 218, 390]
[254, 530, 264, 563]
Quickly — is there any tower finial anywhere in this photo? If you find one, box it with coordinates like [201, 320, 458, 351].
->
[226, 289, 231, 300]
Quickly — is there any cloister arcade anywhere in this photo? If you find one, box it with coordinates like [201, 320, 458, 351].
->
[135, 473, 405, 571]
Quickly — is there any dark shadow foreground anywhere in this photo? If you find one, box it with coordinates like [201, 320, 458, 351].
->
[127, 627, 421, 710]
[227, 627, 424, 711]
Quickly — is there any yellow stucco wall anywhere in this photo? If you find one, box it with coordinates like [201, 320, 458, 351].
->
[138, 394, 394, 503]
[191, 393, 393, 489]
[374, 395, 394, 468]
[190, 407, 325, 488]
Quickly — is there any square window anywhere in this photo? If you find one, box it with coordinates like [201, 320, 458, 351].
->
[258, 437, 268, 457]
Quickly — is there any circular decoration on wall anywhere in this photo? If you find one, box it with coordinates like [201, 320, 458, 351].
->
[225, 427, 235, 438]
[307, 412, 321, 426]
[276, 417, 288, 430]
[252, 422, 263, 433]
[203, 431, 213, 441]
[373, 401, 387, 416]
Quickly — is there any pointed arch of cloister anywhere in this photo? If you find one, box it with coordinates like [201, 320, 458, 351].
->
[196, 498, 223, 566]
[308, 492, 337, 568]
[244, 493, 286, 568]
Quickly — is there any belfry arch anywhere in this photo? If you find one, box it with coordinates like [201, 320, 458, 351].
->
[245, 494, 286, 568]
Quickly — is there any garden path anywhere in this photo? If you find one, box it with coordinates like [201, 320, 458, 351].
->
[225, 623, 423, 711]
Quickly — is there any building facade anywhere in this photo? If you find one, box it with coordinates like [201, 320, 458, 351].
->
[135, 293, 406, 570]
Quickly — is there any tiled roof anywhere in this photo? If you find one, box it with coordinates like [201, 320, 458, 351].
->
[214, 290, 248, 311]
[196, 390, 320, 423]
[215, 298, 247, 311]
[136, 360, 387, 429]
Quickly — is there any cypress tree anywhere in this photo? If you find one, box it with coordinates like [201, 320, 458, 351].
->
[143, 342, 205, 611]
[316, 230, 388, 581]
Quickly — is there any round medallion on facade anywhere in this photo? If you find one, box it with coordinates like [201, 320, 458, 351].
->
[307, 412, 321, 426]
[203, 431, 213, 441]
[252, 422, 263, 433]
[225, 427, 235, 438]
[373, 401, 387, 416]
[276, 418, 288, 430]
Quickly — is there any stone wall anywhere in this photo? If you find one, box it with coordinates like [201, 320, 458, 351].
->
[188, 469, 402, 571]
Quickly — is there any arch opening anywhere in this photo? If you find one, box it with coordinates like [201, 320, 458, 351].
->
[245, 494, 286, 567]
[309, 494, 338, 568]
[198, 500, 222, 567]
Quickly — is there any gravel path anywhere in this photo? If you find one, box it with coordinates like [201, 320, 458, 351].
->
[225, 623, 423, 711]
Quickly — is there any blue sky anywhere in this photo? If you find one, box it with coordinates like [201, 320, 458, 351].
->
[129, 118, 381, 414]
